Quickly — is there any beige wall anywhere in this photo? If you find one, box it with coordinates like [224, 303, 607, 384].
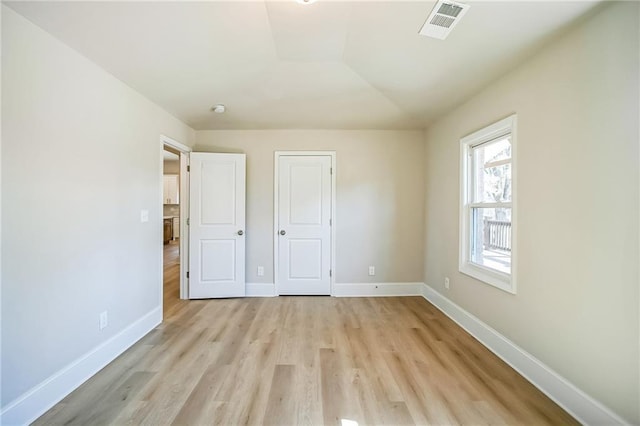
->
[422, 2, 639, 423]
[1, 6, 194, 406]
[163, 159, 179, 174]
[195, 130, 425, 285]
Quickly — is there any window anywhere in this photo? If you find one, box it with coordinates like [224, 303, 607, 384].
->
[460, 115, 516, 293]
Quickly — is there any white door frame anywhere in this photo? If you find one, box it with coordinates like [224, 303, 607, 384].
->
[160, 135, 191, 302]
[273, 151, 336, 296]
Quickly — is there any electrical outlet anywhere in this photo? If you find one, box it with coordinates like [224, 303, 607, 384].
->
[140, 209, 149, 223]
[444, 277, 450, 290]
[257, 266, 264, 277]
[99, 311, 108, 330]
[369, 266, 375, 276]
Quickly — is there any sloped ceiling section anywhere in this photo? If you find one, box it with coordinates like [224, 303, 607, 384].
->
[6, 1, 600, 130]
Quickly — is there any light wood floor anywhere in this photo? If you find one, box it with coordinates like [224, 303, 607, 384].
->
[34, 246, 577, 425]
[163, 240, 187, 318]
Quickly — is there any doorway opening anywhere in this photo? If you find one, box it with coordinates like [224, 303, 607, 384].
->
[160, 135, 191, 317]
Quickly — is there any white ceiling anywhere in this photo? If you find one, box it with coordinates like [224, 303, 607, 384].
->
[6, 1, 601, 130]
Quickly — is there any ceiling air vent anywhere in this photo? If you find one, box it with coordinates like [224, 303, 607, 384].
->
[419, 0, 470, 40]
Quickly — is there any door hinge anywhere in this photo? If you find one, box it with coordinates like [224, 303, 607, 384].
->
[187, 165, 190, 172]
[329, 218, 332, 226]
[187, 218, 190, 226]
[329, 269, 332, 277]
[186, 271, 189, 279]
[330, 167, 333, 175]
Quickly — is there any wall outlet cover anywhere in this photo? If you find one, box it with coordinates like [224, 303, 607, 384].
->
[99, 311, 108, 330]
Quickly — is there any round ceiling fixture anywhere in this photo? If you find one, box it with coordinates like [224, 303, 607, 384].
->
[211, 104, 226, 114]
[296, 0, 317, 4]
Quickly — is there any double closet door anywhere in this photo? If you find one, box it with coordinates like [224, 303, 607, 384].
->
[186, 152, 333, 299]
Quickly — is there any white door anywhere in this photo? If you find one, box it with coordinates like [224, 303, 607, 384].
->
[277, 155, 332, 295]
[189, 153, 246, 299]
[163, 175, 179, 204]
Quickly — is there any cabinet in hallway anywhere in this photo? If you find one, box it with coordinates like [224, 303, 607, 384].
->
[163, 174, 179, 204]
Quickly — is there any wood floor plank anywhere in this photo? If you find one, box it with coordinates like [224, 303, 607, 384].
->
[131, 341, 218, 425]
[213, 333, 280, 425]
[382, 349, 440, 425]
[294, 364, 323, 426]
[345, 326, 404, 405]
[32, 243, 579, 425]
[351, 366, 415, 426]
[171, 361, 230, 426]
[320, 348, 364, 426]
[80, 371, 156, 425]
[263, 364, 297, 426]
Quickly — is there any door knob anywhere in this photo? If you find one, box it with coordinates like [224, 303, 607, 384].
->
[279, 230, 286, 235]
[237, 230, 244, 236]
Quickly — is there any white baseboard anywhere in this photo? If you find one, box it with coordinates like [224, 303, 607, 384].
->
[247, 282, 423, 297]
[246, 282, 276, 297]
[0, 307, 162, 426]
[420, 284, 628, 426]
[332, 282, 423, 297]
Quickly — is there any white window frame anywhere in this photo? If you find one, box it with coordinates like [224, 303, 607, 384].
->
[459, 114, 517, 294]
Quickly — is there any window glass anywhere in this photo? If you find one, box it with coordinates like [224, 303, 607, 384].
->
[472, 137, 512, 203]
[481, 137, 511, 163]
[470, 207, 512, 274]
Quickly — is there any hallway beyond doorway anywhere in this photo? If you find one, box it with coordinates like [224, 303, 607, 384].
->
[163, 240, 186, 317]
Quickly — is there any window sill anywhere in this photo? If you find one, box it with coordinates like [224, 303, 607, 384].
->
[459, 262, 516, 294]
